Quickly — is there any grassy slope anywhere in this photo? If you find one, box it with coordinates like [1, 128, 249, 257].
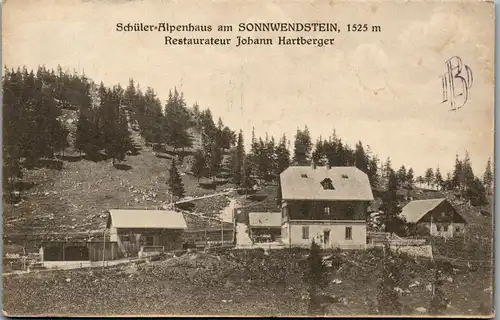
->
[3, 249, 493, 316]
[3, 129, 235, 236]
[235, 185, 281, 224]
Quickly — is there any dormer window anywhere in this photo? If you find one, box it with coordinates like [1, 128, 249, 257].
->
[342, 174, 349, 179]
[301, 173, 308, 178]
[321, 178, 334, 190]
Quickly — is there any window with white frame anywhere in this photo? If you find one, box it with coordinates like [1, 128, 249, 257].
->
[302, 226, 309, 239]
[345, 227, 352, 240]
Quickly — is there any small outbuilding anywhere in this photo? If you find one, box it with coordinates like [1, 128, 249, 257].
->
[106, 209, 188, 258]
[248, 212, 282, 243]
[400, 198, 467, 238]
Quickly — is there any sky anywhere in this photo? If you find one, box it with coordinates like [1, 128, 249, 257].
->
[3, 0, 495, 177]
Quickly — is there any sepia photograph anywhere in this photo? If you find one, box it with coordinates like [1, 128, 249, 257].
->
[1, 0, 495, 317]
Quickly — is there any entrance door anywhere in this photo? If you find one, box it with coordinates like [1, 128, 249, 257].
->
[323, 230, 330, 247]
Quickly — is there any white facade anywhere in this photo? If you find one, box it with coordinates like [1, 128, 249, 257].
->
[420, 222, 466, 238]
[281, 220, 366, 249]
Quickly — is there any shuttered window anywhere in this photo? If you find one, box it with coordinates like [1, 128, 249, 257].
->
[345, 227, 352, 240]
[302, 226, 309, 239]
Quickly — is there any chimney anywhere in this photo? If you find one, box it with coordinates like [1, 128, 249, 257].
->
[326, 163, 331, 170]
[311, 161, 316, 170]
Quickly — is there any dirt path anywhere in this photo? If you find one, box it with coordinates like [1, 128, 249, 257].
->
[235, 223, 253, 248]
[218, 198, 239, 223]
[176, 190, 234, 205]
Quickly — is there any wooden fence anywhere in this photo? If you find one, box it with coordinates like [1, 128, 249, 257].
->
[183, 228, 234, 246]
[88, 241, 120, 262]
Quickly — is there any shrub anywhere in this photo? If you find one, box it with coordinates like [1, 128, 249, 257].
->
[304, 240, 328, 315]
[376, 246, 402, 315]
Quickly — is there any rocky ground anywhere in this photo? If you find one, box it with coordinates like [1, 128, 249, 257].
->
[3, 248, 493, 317]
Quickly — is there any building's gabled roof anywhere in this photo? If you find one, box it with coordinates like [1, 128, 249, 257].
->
[106, 209, 188, 229]
[399, 198, 448, 223]
[249, 212, 282, 227]
[279, 166, 374, 201]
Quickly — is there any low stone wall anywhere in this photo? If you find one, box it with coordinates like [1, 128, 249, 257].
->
[236, 242, 285, 250]
[389, 244, 433, 259]
[42, 261, 93, 269]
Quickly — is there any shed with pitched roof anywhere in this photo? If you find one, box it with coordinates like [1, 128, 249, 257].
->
[106, 209, 188, 258]
[400, 198, 467, 238]
[248, 212, 282, 243]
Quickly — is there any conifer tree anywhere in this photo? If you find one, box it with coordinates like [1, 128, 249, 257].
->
[255, 137, 269, 179]
[219, 123, 236, 149]
[293, 126, 312, 166]
[200, 109, 217, 144]
[467, 177, 487, 206]
[452, 154, 463, 192]
[396, 165, 407, 188]
[276, 177, 283, 206]
[275, 134, 291, 176]
[167, 159, 185, 204]
[74, 112, 92, 156]
[380, 169, 402, 233]
[141, 87, 165, 144]
[483, 158, 493, 194]
[312, 138, 325, 166]
[241, 155, 253, 196]
[343, 143, 355, 166]
[123, 78, 136, 110]
[192, 149, 206, 182]
[164, 88, 191, 152]
[406, 168, 415, 187]
[416, 175, 425, 188]
[424, 168, 434, 189]
[354, 141, 369, 174]
[365, 145, 380, 188]
[383, 157, 392, 178]
[443, 173, 453, 191]
[434, 168, 443, 190]
[462, 151, 475, 189]
[52, 121, 70, 157]
[232, 130, 245, 185]
[99, 86, 130, 164]
[208, 137, 223, 179]
[265, 136, 277, 178]
[3, 68, 24, 190]
[20, 70, 54, 162]
[108, 113, 131, 164]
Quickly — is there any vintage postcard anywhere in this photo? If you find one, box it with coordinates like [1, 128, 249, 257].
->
[2, 0, 495, 317]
